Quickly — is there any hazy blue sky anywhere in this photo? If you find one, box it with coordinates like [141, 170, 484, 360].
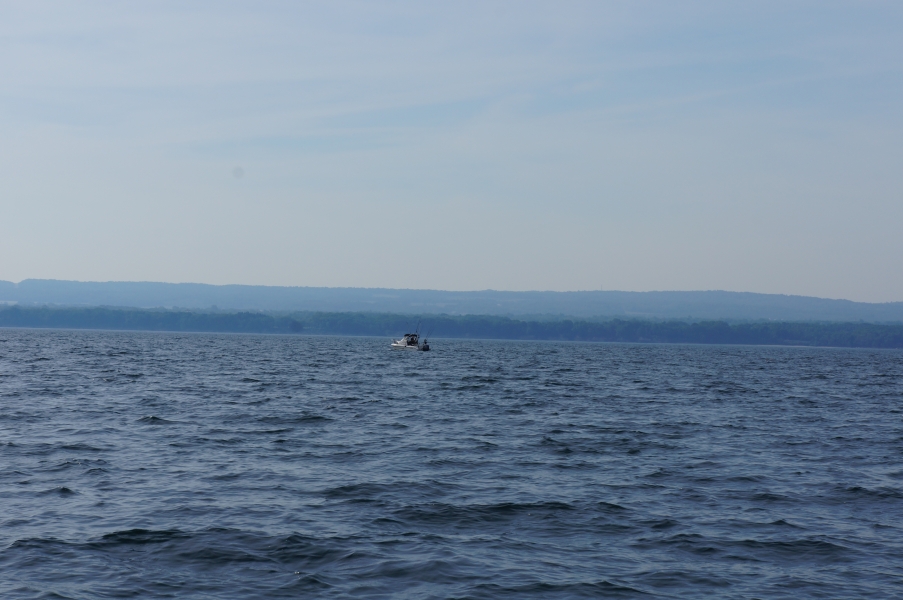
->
[2, 1, 901, 301]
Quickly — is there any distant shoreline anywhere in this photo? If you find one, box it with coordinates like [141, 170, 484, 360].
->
[3, 280, 903, 322]
[2, 306, 902, 349]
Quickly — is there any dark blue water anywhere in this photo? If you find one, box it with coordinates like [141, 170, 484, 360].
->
[1, 330, 902, 599]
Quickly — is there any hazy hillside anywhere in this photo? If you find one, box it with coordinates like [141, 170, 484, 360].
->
[1, 279, 902, 322]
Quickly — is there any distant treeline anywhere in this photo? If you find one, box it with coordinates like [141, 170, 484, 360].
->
[0, 306, 303, 334]
[1, 306, 903, 349]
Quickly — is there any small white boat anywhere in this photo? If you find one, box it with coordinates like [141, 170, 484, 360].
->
[391, 332, 430, 351]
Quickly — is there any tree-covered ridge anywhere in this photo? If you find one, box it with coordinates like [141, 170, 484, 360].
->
[4, 279, 903, 322]
[1, 305, 902, 348]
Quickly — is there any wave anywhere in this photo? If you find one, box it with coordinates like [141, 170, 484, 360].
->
[393, 501, 576, 525]
[137, 415, 175, 424]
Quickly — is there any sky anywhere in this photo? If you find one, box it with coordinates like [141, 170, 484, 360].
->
[1, 1, 901, 302]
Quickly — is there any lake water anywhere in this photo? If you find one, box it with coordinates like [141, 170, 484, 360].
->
[1, 329, 902, 598]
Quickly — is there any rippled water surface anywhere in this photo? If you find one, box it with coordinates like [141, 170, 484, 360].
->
[1, 329, 902, 598]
